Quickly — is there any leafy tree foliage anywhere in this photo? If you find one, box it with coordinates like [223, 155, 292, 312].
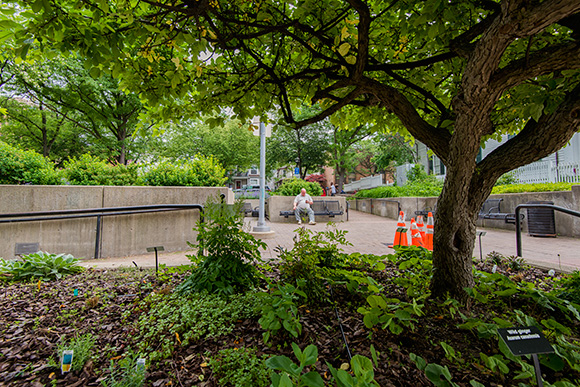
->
[0, 96, 88, 164]
[268, 120, 330, 179]
[6, 0, 580, 300]
[372, 134, 415, 172]
[155, 117, 259, 174]
[1, 57, 149, 164]
[0, 140, 61, 185]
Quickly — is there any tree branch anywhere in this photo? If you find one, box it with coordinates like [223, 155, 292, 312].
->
[476, 83, 580, 187]
[490, 41, 580, 92]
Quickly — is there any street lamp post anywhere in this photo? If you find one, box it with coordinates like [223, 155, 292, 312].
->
[252, 117, 271, 233]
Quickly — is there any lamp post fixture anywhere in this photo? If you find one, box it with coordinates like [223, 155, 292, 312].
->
[252, 117, 271, 233]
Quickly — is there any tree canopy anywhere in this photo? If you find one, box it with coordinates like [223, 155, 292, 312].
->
[3, 0, 580, 300]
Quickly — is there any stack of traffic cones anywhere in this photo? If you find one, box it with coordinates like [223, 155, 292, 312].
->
[388, 211, 408, 248]
[425, 212, 434, 251]
[410, 218, 425, 248]
[416, 215, 426, 241]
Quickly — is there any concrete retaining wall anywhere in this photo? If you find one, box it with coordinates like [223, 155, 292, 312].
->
[349, 185, 580, 237]
[0, 185, 232, 259]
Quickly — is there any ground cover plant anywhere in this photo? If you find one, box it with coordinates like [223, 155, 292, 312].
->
[1, 229, 579, 386]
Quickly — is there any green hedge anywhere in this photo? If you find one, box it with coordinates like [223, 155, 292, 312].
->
[491, 182, 574, 194]
[0, 141, 61, 185]
[354, 180, 443, 198]
[62, 154, 139, 186]
[141, 157, 227, 187]
[273, 178, 323, 196]
[0, 141, 227, 187]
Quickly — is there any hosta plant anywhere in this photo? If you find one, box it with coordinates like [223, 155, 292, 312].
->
[0, 251, 84, 282]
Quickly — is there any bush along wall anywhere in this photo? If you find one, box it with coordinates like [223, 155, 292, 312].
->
[0, 141, 227, 187]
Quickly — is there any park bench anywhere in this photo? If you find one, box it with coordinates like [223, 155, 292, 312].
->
[478, 198, 523, 224]
[415, 205, 436, 218]
[280, 200, 344, 218]
[241, 202, 253, 216]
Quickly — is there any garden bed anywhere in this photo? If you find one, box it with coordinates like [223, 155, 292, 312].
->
[1, 250, 579, 387]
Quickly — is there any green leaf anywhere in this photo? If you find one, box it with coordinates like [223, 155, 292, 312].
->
[301, 371, 325, 387]
[266, 356, 300, 377]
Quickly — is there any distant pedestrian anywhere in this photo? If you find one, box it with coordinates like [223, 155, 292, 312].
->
[330, 182, 336, 196]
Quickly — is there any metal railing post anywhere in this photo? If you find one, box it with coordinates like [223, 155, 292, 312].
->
[95, 215, 102, 259]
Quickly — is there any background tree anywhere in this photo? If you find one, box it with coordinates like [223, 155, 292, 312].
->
[329, 122, 373, 193]
[155, 117, 259, 175]
[372, 134, 415, 173]
[268, 119, 330, 179]
[8, 0, 580, 300]
[1, 57, 149, 164]
[0, 96, 88, 164]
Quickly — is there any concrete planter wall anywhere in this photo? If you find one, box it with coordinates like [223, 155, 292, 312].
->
[0, 185, 233, 259]
[350, 185, 580, 237]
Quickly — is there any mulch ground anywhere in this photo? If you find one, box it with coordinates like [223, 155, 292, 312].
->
[0, 260, 576, 386]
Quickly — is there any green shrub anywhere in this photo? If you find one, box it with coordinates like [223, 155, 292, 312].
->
[495, 172, 518, 186]
[177, 197, 266, 296]
[208, 347, 271, 387]
[102, 354, 146, 387]
[354, 179, 442, 198]
[273, 178, 323, 196]
[555, 271, 580, 304]
[55, 334, 95, 372]
[492, 182, 574, 194]
[140, 156, 226, 187]
[62, 154, 139, 186]
[0, 251, 84, 282]
[134, 291, 261, 361]
[0, 140, 61, 185]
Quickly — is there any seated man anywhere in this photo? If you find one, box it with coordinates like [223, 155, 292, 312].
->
[293, 188, 316, 225]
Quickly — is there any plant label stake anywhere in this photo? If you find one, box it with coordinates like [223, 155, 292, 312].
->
[498, 326, 554, 387]
[136, 358, 146, 372]
[476, 231, 486, 261]
[146, 246, 164, 276]
[61, 350, 73, 374]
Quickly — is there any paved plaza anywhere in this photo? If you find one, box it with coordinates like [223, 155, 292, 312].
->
[80, 210, 580, 273]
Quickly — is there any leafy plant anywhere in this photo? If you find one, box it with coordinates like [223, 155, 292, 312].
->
[277, 226, 352, 303]
[0, 140, 61, 185]
[492, 182, 574, 194]
[327, 354, 380, 387]
[555, 270, 580, 304]
[178, 197, 266, 296]
[357, 295, 424, 335]
[353, 179, 442, 198]
[409, 353, 459, 387]
[62, 154, 140, 186]
[134, 291, 260, 361]
[56, 334, 95, 372]
[258, 283, 305, 343]
[208, 347, 271, 387]
[0, 252, 84, 282]
[140, 156, 227, 187]
[266, 343, 325, 387]
[273, 178, 323, 196]
[101, 354, 146, 387]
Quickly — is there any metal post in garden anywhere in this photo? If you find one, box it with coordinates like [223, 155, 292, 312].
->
[252, 117, 271, 233]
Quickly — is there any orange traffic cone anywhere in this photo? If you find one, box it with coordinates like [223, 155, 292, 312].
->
[416, 215, 426, 242]
[388, 211, 408, 248]
[425, 212, 434, 251]
[411, 218, 425, 248]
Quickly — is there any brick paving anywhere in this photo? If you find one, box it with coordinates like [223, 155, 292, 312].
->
[80, 210, 580, 273]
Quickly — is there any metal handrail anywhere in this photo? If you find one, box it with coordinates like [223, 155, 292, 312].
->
[0, 204, 204, 259]
[515, 203, 580, 257]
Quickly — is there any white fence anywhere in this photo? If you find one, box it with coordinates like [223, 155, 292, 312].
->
[343, 174, 385, 192]
[512, 161, 580, 184]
